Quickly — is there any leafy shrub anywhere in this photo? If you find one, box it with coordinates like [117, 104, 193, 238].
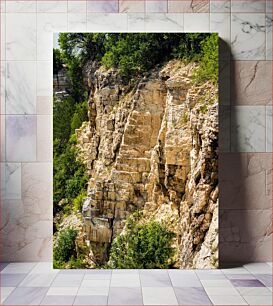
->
[53, 228, 78, 267]
[72, 191, 86, 212]
[194, 33, 218, 84]
[71, 102, 88, 133]
[108, 215, 176, 269]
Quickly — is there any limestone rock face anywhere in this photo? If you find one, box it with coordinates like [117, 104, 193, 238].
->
[77, 60, 218, 268]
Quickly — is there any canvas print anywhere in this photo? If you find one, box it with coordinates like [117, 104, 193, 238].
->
[53, 33, 219, 269]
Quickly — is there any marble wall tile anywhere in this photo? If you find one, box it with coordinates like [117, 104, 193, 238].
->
[36, 96, 52, 116]
[37, 115, 52, 162]
[6, 13, 36, 61]
[6, 115, 37, 162]
[0, 115, 5, 161]
[219, 60, 231, 106]
[146, 0, 167, 13]
[37, 61, 51, 98]
[87, 13, 127, 31]
[128, 13, 145, 32]
[231, 61, 272, 105]
[219, 153, 272, 210]
[37, 1, 67, 13]
[87, 0, 118, 13]
[68, 13, 87, 31]
[37, 13, 67, 61]
[0, 0, 6, 12]
[210, 13, 231, 59]
[119, 0, 144, 13]
[231, 0, 266, 13]
[219, 106, 230, 152]
[3, 163, 22, 200]
[184, 13, 210, 32]
[169, 0, 209, 13]
[6, 61, 36, 115]
[210, 0, 231, 13]
[231, 106, 266, 152]
[220, 209, 272, 262]
[144, 13, 183, 32]
[231, 13, 266, 60]
[1, 62, 6, 114]
[68, 1, 87, 13]
[6, 1, 37, 13]
[266, 13, 272, 60]
[266, 0, 272, 12]
[1, 13, 6, 61]
[266, 106, 272, 152]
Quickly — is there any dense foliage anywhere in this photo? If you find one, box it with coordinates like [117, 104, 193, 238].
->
[53, 228, 78, 267]
[58, 33, 218, 84]
[108, 214, 176, 269]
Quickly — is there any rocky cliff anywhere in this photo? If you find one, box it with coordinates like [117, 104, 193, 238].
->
[76, 59, 218, 268]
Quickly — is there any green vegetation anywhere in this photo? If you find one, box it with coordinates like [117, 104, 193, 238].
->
[53, 228, 78, 268]
[58, 33, 218, 85]
[108, 213, 176, 269]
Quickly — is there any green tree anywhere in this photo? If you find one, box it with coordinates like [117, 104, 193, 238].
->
[108, 216, 176, 269]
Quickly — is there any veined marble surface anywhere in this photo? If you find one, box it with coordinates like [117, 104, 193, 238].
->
[0, 0, 271, 262]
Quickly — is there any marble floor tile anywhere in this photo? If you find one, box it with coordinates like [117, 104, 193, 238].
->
[37, 96, 52, 115]
[237, 286, 272, 295]
[244, 262, 273, 274]
[6, 115, 37, 162]
[1, 263, 36, 274]
[41, 295, 75, 305]
[208, 294, 247, 305]
[82, 279, 110, 287]
[85, 269, 112, 275]
[51, 274, 84, 287]
[6, 13, 36, 60]
[231, 13, 266, 60]
[146, 0, 167, 13]
[58, 269, 85, 275]
[204, 286, 240, 296]
[1, 287, 15, 303]
[144, 13, 183, 32]
[29, 262, 58, 274]
[74, 295, 108, 305]
[1, 12, 6, 61]
[87, 0, 118, 13]
[243, 294, 272, 305]
[140, 270, 171, 287]
[108, 287, 143, 305]
[225, 274, 256, 280]
[110, 274, 140, 287]
[231, 0, 266, 13]
[1, 274, 27, 287]
[210, 13, 231, 50]
[231, 279, 265, 287]
[255, 274, 273, 287]
[46, 287, 78, 296]
[169, 274, 203, 287]
[168, 0, 209, 13]
[19, 273, 56, 287]
[231, 106, 266, 152]
[37, 1, 68, 13]
[142, 287, 178, 305]
[119, 1, 145, 13]
[3, 287, 48, 305]
[0, 263, 9, 271]
[77, 286, 109, 296]
[111, 269, 139, 275]
[201, 280, 233, 287]
[196, 270, 227, 280]
[84, 273, 111, 280]
[68, 1, 87, 13]
[6, 61, 36, 115]
[174, 287, 212, 305]
[184, 13, 209, 32]
[86, 13, 127, 31]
